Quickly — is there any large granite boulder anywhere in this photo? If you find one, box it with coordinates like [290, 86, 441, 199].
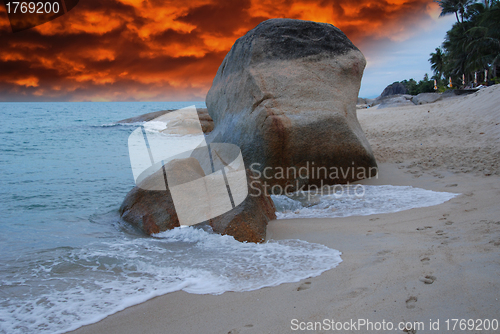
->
[206, 18, 377, 193]
[380, 82, 408, 97]
[119, 157, 275, 243]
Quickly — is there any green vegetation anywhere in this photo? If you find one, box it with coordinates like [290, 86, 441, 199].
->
[390, 74, 436, 95]
[430, 0, 500, 87]
[391, 1, 499, 93]
[405, 75, 435, 95]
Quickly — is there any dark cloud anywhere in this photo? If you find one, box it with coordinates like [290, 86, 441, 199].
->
[177, 0, 253, 34]
[0, 0, 437, 101]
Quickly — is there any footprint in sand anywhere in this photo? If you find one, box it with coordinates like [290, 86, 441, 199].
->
[420, 257, 430, 265]
[228, 325, 253, 334]
[419, 275, 436, 284]
[416, 226, 432, 231]
[403, 327, 417, 334]
[485, 221, 500, 226]
[435, 230, 446, 236]
[345, 287, 369, 299]
[297, 281, 311, 291]
[406, 296, 418, 309]
[369, 217, 379, 221]
[445, 221, 454, 225]
[489, 239, 500, 247]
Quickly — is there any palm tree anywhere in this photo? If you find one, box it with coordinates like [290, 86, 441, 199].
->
[468, 0, 500, 76]
[443, 22, 470, 76]
[431, 0, 500, 84]
[429, 47, 446, 80]
[435, 0, 477, 23]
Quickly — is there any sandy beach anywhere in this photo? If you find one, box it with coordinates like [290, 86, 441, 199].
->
[69, 85, 500, 334]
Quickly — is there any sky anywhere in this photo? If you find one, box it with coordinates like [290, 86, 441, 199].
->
[0, 0, 456, 101]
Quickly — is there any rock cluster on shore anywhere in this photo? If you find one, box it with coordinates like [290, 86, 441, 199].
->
[119, 158, 275, 242]
[357, 83, 480, 110]
[119, 18, 376, 242]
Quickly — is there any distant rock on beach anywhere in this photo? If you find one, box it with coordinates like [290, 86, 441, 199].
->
[365, 83, 481, 109]
[206, 18, 377, 192]
[411, 92, 442, 105]
[377, 95, 414, 109]
[380, 82, 408, 97]
[118, 108, 214, 134]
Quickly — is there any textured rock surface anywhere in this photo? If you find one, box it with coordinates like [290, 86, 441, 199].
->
[411, 93, 442, 105]
[119, 164, 180, 235]
[120, 159, 275, 243]
[209, 170, 276, 243]
[206, 18, 377, 192]
[377, 95, 415, 109]
[380, 82, 408, 97]
[118, 108, 214, 134]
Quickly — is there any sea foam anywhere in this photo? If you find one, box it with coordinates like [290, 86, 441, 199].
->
[0, 226, 342, 334]
[272, 184, 458, 219]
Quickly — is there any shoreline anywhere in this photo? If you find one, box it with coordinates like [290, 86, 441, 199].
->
[68, 86, 500, 334]
[68, 163, 499, 334]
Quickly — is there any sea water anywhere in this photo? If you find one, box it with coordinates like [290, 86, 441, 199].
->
[0, 102, 457, 334]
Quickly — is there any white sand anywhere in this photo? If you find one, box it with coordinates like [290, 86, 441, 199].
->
[363, 85, 500, 176]
[69, 85, 500, 334]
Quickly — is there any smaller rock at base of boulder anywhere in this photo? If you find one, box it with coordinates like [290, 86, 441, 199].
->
[119, 164, 180, 235]
[120, 159, 276, 243]
[209, 169, 276, 243]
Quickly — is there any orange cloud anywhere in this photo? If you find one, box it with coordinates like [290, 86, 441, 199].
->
[0, 0, 439, 101]
[8, 76, 39, 87]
